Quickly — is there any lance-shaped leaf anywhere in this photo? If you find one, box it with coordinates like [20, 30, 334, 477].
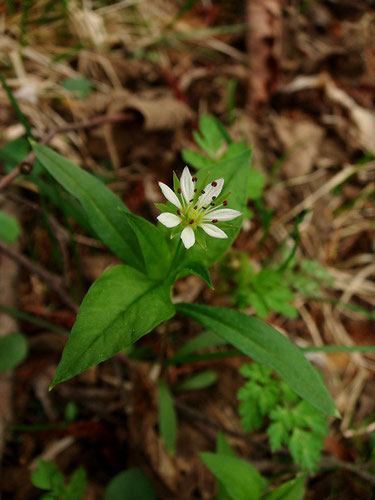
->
[176, 303, 337, 416]
[32, 143, 144, 272]
[121, 211, 171, 280]
[200, 453, 264, 500]
[51, 266, 175, 388]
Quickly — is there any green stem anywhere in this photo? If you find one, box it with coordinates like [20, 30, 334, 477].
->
[165, 239, 184, 283]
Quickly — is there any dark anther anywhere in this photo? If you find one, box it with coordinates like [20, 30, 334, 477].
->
[223, 200, 228, 206]
[177, 210, 181, 215]
[212, 196, 216, 200]
[210, 203, 215, 206]
[194, 205, 198, 210]
[177, 188, 182, 194]
[212, 219, 218, 223]
[192, 177, 197, 182]
[20, 162, 33, 175]
[201, 190, 205, 194]
[189, 219, 194, 224]
[211, 181, 217, 187]
[194, 189, 197, 193]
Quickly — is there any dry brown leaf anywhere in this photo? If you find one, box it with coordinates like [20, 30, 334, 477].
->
[246, 0, 282, 114]
[272, 116, 324, 177]
[282, 73, 375, 152]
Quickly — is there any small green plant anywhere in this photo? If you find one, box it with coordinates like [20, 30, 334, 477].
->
[238, 363, 329, 473]
[31, 460, 87, 500]
[220, 250, 333, 319]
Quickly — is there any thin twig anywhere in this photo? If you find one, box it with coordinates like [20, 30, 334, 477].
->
[320, 457, 375, 486]
[0, 241, 78, 313]
[2, 192, 71, 286]
[174, 399, 268, 451]
[0, 112, 134, 191]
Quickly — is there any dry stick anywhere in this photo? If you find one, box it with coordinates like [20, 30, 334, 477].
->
[0, 112, 134, 191]
[0, 240, 78, 313]
[2, 192, 71, 287]
[174, 399, 268, 451]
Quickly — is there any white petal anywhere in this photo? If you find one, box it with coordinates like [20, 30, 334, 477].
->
[181, 226, 195, 249]
[197, 178, 224, 208]
[203, 209, 242, 221]
[180, 166, 194, 203]
[158, 182, 182, 209]
[200, 223, 227, 239]
[157, 213, 182, 228]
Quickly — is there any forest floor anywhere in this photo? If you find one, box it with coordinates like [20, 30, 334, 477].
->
[1, 1, 375, 498]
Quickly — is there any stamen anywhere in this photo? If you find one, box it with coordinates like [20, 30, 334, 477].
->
[212, 219, 218, 223]
[202, 206, 207, 210]
[189, 198, 194, 202]
[210, 203, 215, 206]
[223, 200, 228, 206]
[192, 177, 197, 182]
[212, 196, 216, 200]
[194, 189, 197, 193]
[194, 206, 198, 210]
[211, 181, 217, 187]
[189, 219, 194, 224]
[201, 190, 205, 194]
[177, 210, 181, 215]
[177, 188, 182, 194]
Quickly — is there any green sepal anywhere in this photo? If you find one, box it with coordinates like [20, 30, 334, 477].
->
[173, 171, 181, 193]
[195, 227, 207, 250]
[155, 203, 170, 213]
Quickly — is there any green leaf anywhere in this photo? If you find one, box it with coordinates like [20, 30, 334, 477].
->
[216, 432, 236, 457]
[193, 114, 225, 157]
[182, 149, 251, 268]
[158, 380, 177, 454]
[121, 211, 171, 280]
[0, 211, 20, 244]
[0, 333, 28, 373]
[104, 468, 156, 500]
[31, 460, 64, 493]
[238, 364, 280, 432]
[0, 137, 30, 173]
[263, 475, 306, 500]
[32, 143, 144, 272]
[63, 468, 87, 500]
[289, 428, 324, 473]
[61, 77, 93, 99]
[247, 169, 265, 200]
[268, 420, 289, 452]
[200, 453, 264, 500]
[51, 266, 175, 388]
[176, 304, 337, 416]
[174, 260, 213, 289]
[171, 330, 227, 362]
[182, 149, 216, 170]
[215, 433, 236, 500]
[175, 370, 218, 391]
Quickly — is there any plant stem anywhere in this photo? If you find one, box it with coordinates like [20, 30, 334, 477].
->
[165, 238, 184, 283]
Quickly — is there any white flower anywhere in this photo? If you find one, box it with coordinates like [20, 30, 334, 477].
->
[157, 166, 242, 249]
